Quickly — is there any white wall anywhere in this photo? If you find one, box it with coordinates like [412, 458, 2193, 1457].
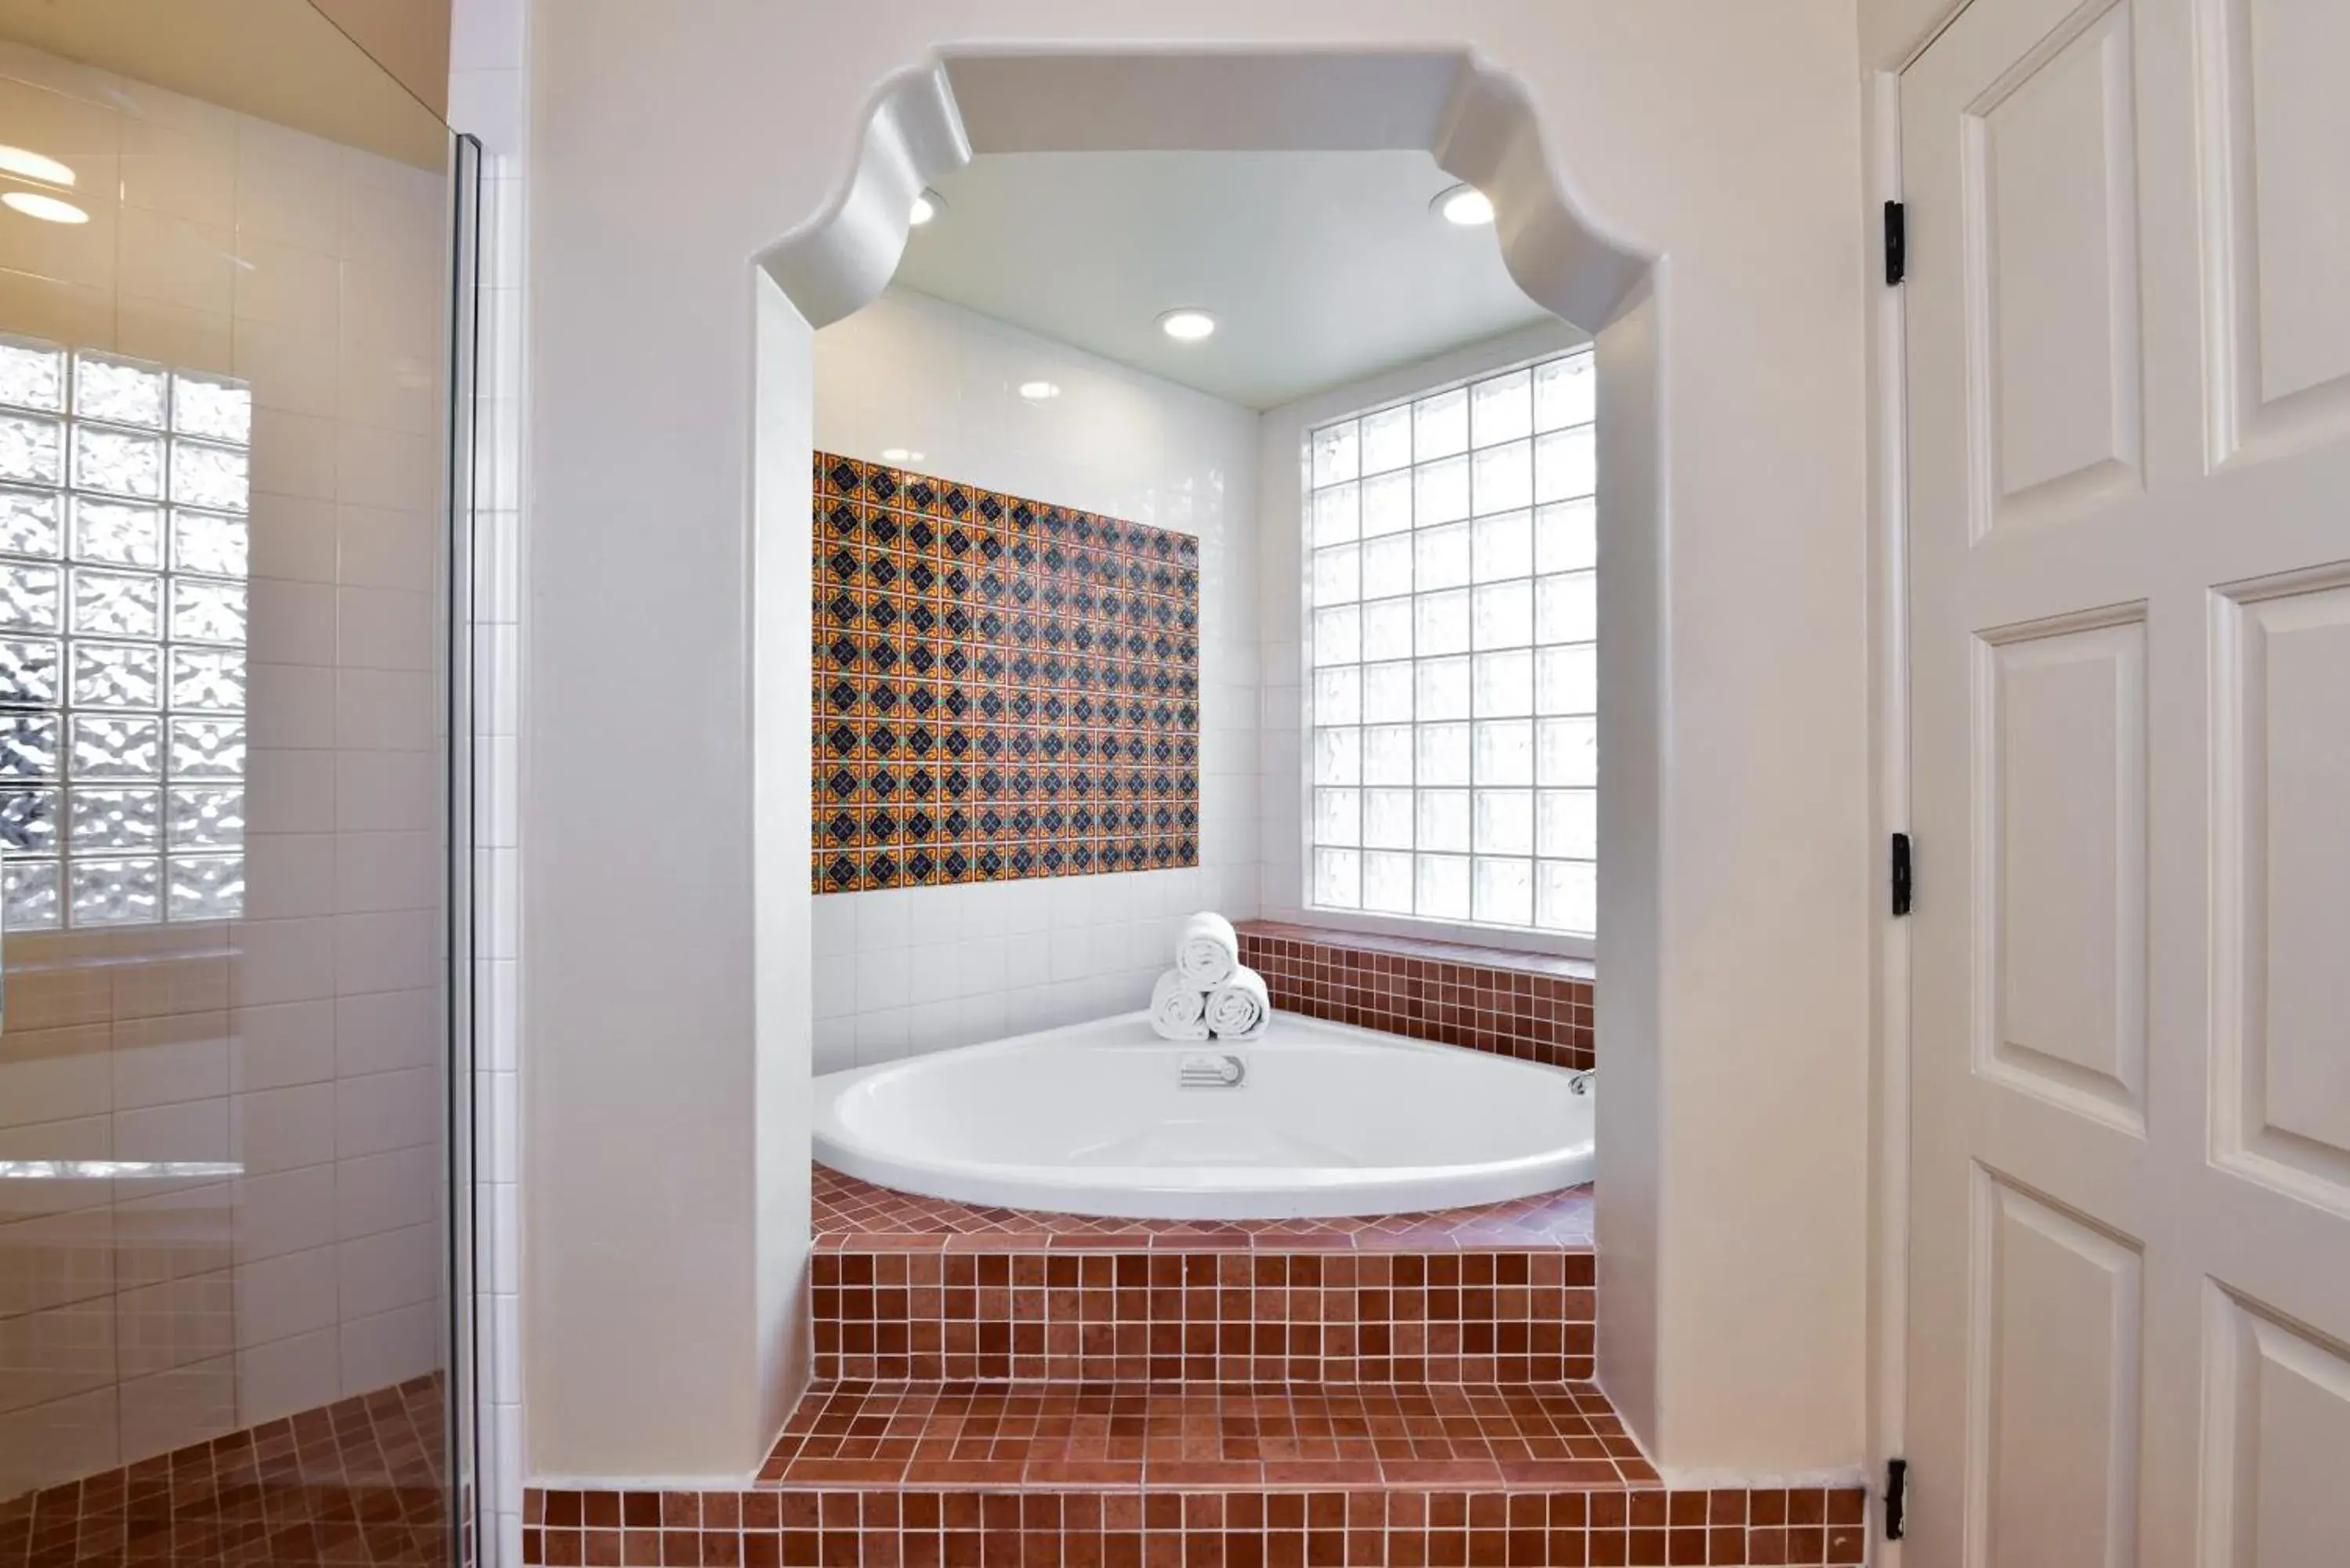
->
[809, 288, 1261, 1071]
[0, 41, 446, 1496]
[525, 2, 1871, 1480]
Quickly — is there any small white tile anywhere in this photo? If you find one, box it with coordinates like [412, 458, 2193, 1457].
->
[236, 1082, 335, 1177]
[334, 1067, 436, 1159]
[335, 1221, 436, 1319]
[854, 946, 909, 1013]
[338, 1300, 436, 1394]
[233, 1163, 336, 1263]
[812, 1017, 856, 1075]
[335, 1145, 436, 1241]
[333, 910, 436, 995]
[236, 1328, 339, 1424]
[233, 1244, 337, 1348]
[335, 988, 436, 1078]
[854, 1007, 909, 1066]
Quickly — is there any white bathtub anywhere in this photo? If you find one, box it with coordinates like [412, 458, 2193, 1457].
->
[812, 1010, 1593, 1219]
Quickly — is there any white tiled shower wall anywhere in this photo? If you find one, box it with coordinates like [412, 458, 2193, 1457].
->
[0, 44, 446, 1495]
[810, 289, 1262, 1071]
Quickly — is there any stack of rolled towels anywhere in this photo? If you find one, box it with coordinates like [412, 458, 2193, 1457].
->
[1148, 912, 1270, 1042]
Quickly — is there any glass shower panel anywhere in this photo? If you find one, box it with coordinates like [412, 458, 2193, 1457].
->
[0, 6, 468, 1563]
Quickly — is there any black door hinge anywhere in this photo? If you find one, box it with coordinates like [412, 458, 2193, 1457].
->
[1884, 201, 1907, 286]
[1890, 832, 1914, 917]
[1885, 1457, 1909, 1540]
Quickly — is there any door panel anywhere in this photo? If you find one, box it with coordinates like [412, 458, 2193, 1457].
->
[1904, 0, 2350, 1559]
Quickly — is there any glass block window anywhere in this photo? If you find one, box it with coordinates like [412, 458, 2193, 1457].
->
[1304, 349, 1596, 937]
[0, 336, 248, 930]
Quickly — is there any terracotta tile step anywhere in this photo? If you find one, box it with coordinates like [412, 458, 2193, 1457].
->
[758, 1381, 1658, 1493]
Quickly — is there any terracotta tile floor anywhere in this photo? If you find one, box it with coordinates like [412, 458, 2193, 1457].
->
[814, 1165, 1595, 1253]
[757, 1382, 1657, 1493]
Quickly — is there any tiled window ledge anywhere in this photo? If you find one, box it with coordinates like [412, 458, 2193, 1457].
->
[1237, 919, 1595, 1071]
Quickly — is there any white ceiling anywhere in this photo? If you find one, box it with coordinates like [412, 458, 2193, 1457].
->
[889, 150, 1558, 410]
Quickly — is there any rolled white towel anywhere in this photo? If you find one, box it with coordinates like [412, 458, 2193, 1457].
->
[1205, 965, 1270, 1042]
[1148, 968, 1209, 1041]
[1175, 911, 1240, 988]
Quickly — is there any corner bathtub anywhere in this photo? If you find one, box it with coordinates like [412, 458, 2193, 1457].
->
[812, 1011, 1593, 1219]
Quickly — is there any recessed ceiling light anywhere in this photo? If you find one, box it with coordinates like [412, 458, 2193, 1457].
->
[2, 191, 87, 225]
[1018, 381, 1060, 401]
[1158, 309, 1216, 342]
[0, 146, 73, 186]
[909, 190, 944, 226]
[880, 447, 924, 463]
[1434, 184, 1495, 226]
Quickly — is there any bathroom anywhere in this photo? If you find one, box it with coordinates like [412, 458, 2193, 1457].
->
[4, 2, 2349, 1566]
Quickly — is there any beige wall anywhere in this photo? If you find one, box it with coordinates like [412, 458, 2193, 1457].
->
[526, 0, 1873, 1480]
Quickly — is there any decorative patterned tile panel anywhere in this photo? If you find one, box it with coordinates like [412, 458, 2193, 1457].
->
[812, 453, 1201, 894]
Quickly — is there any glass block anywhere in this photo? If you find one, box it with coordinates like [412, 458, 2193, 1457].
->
[1535, 499, 1597, 574]
[1363, 788, 1415, 850]
[1362, 849, 1414, 912]
[71, 642, 161, 710]
[1361, 533, 1413, 599]
[1474, 789, 1535, 855]
[72, 569, 161, 639]
[1472, 580, 1532, 649]
[0, 411, 64, 486]
[1470, 369, 1532, 448]
[1538, 789, 1597, 859]
[70, 856, 160, 927]
[1471, 509, 1531, 584]
[1535, 352, 1596, 431]
[70, 498, 164, 568]
[1415, 852, 1470, 919]
[1415, 656, 1470, 721]
[1362, 724, 1413, 787]
[0, 562, 60, 633]
[1473, 717, 1534, 786]
[1313, 726, 1361, 786]
[1311, 544, 1359, 606]
[1472, 439, 1531, 515]
[0, 337, 64, 413]
[1415, 722, 1471, 787]
[1361, 598, 1412, 663]
[1413, 387, 1467, 461]
[1538, 716, 1598, 787]
[168, 786, 243, 848]
[70, 787, 161, 851]
[1361, 661, 1412, 724]
[169, 649, 245, 712]
[1314, 787, 1360, 847]
[0, 787, 58, 854]
[1415, 588, 1469, 657]
[70, 714, 161, 779]
[0, 711, 60, 779]
[1414, 454, 1468, 526]
[1311, 480, 1358, 547]
[1413, 522, 1469, 592]
[1312, 666, 1360, 726]
[1473, 857, 1534, 927]
[171, 717, 244, 779]
[1537, 571, 1597, 645]
[5, 858, 59, 929]
[1416, 789, 1470, 853]
[1360, 470, 1412, 537]
[170, 577, 245, 645]
[75, 354, 167, 430]
[1536, 645, 1597, 716]
[168, 853, 244, 920]
[1310, 421, 1358, 487]
[1313, 846, 1360, 910]
[1535, 425, 1596, 503]
[172, 373, 251, 446]
[1311, 604, 1359, 667]
[1360, 405, 1412, 475]
[1538, 858, 1597, 934]
[171, 510, 247, 577]
[1473, 649, 1534, 717]
[70, 424, 164, 500]
[169, 441, 248, 512]
[0, 486, 62, 557]
[0, 637, 59, 706]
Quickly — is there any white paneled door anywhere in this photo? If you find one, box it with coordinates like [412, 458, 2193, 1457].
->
[1903, 0, 2350, 1560]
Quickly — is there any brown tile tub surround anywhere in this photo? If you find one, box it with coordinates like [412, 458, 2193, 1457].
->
[1237, 922, 1594, 1072]
[522, 1484, 1866, 1566]
[0, 1375, 446, 1568]
[812, 1250, 1596, 1386]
